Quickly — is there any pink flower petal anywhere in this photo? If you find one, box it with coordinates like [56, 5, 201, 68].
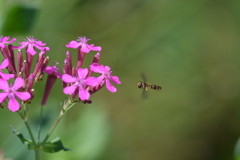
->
[2, 37, 9, 41]
[0, 43, 5, 48]
[79, 87, 90, 100]
[19, 41, 27, 45]
[62, 74, 76, 83]
[63, 85, 77, 94]
[96, 75, 105, 83]
[26, 44, 37, 55]
[35, 41, 46, 46]
[7, 38, 17, 43]
[15, 91, 31, 100]
[0, 79, 9, 90]
[8, 96, 20, 112]
[44, 47, 50, 51]
[12, 42, 28, 49]
[55, 71, 62, 78]
[0, 72, 14, 80]
[13, 78, 24, 90]
[89, 45, 101, 51]
[81, 44, 91, 53]
[0, 59, 9, 69]
[104, 66, 111, 72]
[110, 76, 121, 84]
[34, 45, 45, 51]
[77, 68, 88, 79]
[106, 79, 117, 92]
[90, 63, 104, 73]
[44, 66, 54, 75]
[0, 93, 8, 103]
[66, 41, 80, 48]
[85, 77, 98, 86]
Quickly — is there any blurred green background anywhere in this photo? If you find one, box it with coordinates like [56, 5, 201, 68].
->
[1, 0, 240, 160]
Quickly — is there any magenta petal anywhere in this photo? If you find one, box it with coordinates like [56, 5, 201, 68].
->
[90, 63, 104, 73]
[3, 37, 9, 41]
[56, 71, 62, 78]
[44, 66, 53, 74]
[62, 74, 76, 83]
[0, 44, 5, 48]
[104, 66, 111, 72]
[8, 38, 16, 43]
[0, 79, 9, 90]
[13, 78, 24, 90]
[0, 93, 8, 103]
[63, 85, 77, 94]
[44, 47, 50, 51]
[35, 41, 46, 46]
[8, 97, 20, 112]
[106, 79, 117, 92]
[12, 42, 28, 49]
[85, 77, 98, 86]
[0, 72, 14, 80]
[66, 41, 80, 48]
[79, 88, 90, 100]
[77, 68, 88, 79]
[110, 76, 121, 84]
[27, 45, 37, 55]
[81, 44, 91, 53]
[15, 91, 31, 100]
[89, 46, 101, 51]
[0, 59, 9, 69]
[96, 76, 105, 83]
[34, 45, 45, 51]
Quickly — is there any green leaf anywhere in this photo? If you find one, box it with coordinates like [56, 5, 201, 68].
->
[10, 126, 35, 150]
[1, 4, 39, 35]
[42, 137, 71, 153]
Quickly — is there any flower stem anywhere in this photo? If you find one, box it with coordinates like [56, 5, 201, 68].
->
[37, 106, 44, 143]
[34, 148, 41, 160]
[42, 97, 73, 144]
[18, 111, 36, 145]
[42, 111, 64, 144]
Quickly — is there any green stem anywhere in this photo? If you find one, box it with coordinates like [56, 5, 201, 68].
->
[38, 106, 44, 143]
[34, 149, 41, 160]
[42, 97, 73, 144]
[18, 111, 36, 145]
[42, 111, 64, 144]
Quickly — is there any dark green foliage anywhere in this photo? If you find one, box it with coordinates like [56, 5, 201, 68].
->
[2, 4, 38, 35]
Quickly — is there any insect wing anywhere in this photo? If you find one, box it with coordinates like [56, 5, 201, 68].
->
[140, 73, 147, 82]
[141, 88, 149, 99]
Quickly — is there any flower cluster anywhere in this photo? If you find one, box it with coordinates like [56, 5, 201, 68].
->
[0, 36, 121, 112]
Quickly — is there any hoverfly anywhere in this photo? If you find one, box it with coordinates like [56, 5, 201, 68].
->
[136, 73, 162, 99]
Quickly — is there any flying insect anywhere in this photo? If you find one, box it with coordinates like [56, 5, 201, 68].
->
[136, 73, 162, 99]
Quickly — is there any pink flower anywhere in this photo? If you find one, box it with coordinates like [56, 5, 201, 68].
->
[12, 37, 50, 55]
[41, 63, 62, 106]
[0, 77, 31, 112]
[66, 36, 101, 53]
[62, 68, 98, 100]
[90, 63, 121, 93]
[44, 62, 62, 78]
[0, 59, 14, 80]
[0, 36, 16, 48]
